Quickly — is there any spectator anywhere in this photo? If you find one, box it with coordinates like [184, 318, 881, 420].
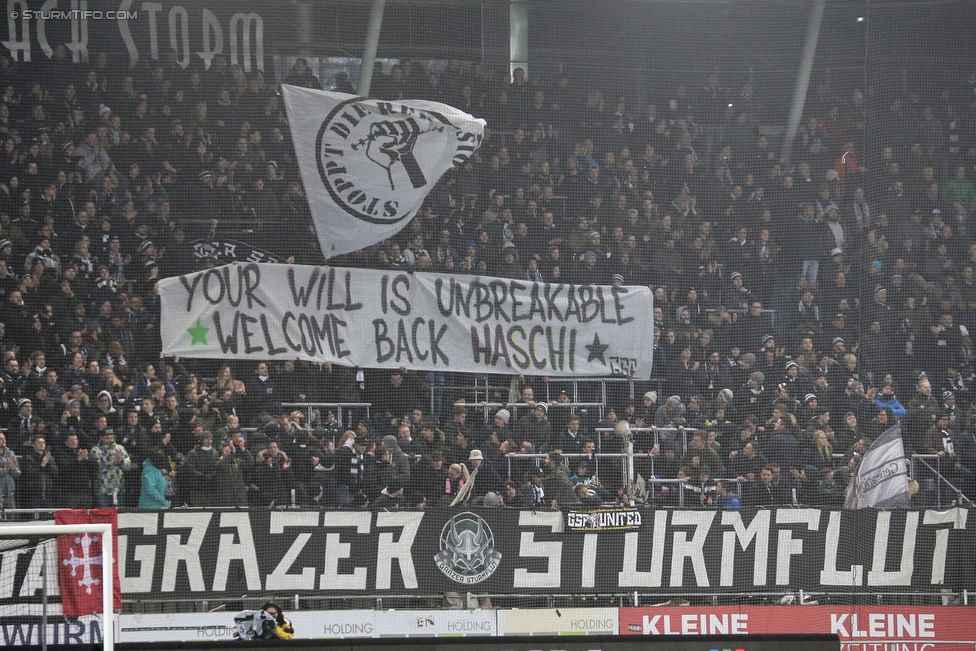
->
[517, 467, 551, 508]
[242, 362, 281, 426]
[253, 440, 295, 507]
[515, 402, 551, 451]
[476, 408, 512, 448]
[0, 432, 21, 510]
[139, 448, 172, 510]
[683, 430, 724, 476]
[746, 465, 789, 507]
[465, 448, 502, 497]
[712, 479, 742, 510]
[19, 435, 59, 509]
[541, 452, 576, 506]
[184, 430, 218, 506]
[554, 414, 584, 453]
[7, 397, 37, 448]
[90, 428, 131, 507]
[212, 437, 253, 508]
[53, 431, 94, 509]
[371, 479, 406, 511]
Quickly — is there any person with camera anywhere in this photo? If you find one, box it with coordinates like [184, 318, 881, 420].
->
[233, 601, 294, 641]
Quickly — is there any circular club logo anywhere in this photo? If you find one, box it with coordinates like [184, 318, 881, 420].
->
[434, 512, 502, 585]
[316, 97, 460, 225]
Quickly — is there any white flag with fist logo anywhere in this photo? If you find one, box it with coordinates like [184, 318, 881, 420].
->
[282, 86, 486, 258]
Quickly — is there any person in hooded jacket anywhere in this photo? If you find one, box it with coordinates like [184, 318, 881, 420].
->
[655, 395, 687, 428]
[91, 389, 122, 431]
[874, 383, 907, 420]
[184, 431, 218, 506]
[380, 434, 412, 486]
[139, 447, 171, 509]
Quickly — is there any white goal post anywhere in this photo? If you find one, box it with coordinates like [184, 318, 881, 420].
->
[0, 523, 114, 650]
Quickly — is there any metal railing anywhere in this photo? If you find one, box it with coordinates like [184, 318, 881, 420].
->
[475, 401, 606, 424]
[500, 452, 742, 505]
[595, 426, 696, 453]
[427, 376, 669, 419]
[910, 454, 975, 509]
[119, 587, 971, 613]
[502, 451, 628, 486]
[281, 402, 372, 429]
[704, 307, 779, 327]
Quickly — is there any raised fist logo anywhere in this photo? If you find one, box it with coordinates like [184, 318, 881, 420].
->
[358, 118, 428, 190]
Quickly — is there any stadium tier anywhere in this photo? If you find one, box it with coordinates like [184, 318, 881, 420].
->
[0, 0, 973, 643]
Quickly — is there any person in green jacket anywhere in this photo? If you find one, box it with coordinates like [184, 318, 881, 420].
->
[942, 166, 976, 212]
[541, 452, 577, 507]
[139, 449, 172, 509]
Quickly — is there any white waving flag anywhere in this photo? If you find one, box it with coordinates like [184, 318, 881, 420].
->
[282, 86, 485, 258]
[844, 423, 911, 509]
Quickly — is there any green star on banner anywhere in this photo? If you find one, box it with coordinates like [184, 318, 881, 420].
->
[188, 318, 209, 346]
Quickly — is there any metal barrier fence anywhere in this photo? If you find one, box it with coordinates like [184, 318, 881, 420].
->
[498, 453, 744, 505]
[475, 401, 606, 424]
[281, 402, 373, 429]
[103, 587, 976, 611]
[595, 427, 695, 453]
[427, 377, 669, 417]
[910, 454, 975, 508]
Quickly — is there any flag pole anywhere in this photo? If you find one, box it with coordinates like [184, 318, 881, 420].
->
[41, 544, 47, 651]
[358, 0, 387, 97]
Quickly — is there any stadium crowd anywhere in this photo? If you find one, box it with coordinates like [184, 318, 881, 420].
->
[0, 46, 974, 515]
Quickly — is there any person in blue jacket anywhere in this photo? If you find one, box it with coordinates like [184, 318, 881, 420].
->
[712, 479, 742, 510]
[874, 383, 907, 420]
[139, 448, 171, 509]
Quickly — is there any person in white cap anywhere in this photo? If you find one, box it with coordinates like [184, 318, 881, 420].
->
[465, 448, 502, 496]
[476, 408, 513, 448]
[639, 391, 658, 421]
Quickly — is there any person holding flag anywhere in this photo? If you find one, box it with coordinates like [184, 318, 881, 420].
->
[844, 423, 912, 509]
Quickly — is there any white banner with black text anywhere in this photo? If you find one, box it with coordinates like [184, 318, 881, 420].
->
[159, 264, 655, 377]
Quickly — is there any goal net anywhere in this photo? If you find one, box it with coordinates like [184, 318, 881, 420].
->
[0, 524, 114, 650]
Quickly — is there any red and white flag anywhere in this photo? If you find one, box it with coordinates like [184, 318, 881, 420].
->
[55, 508, 121, 617]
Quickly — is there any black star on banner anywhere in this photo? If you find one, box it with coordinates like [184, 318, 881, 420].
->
[585, 333, 610, 365]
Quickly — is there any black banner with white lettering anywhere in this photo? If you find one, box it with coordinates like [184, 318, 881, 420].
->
[1, 1, 277, 73]
[2, 507, 972, 606]
[107, 507, 973, 598]
[565, 507, 643, 531]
